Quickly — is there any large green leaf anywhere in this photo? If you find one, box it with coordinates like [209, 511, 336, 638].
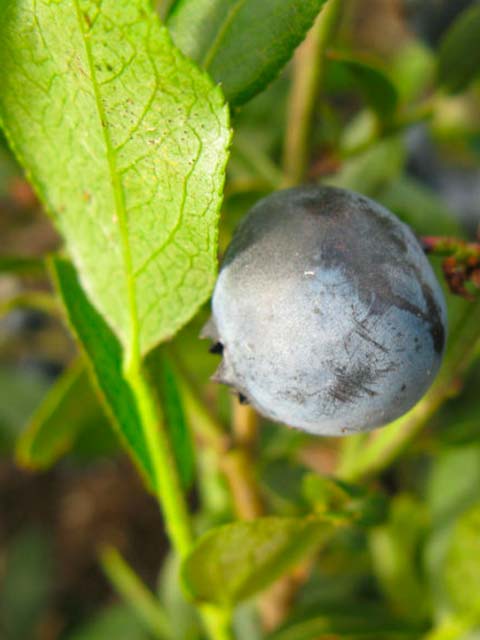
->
[49, 256, 154, 486]
[0, 0, 230, 356]
[437, 4, 480, 94]
[167, 0, 328, 106]
[182, 517, 333, 606]
[16, 359, 100, 469]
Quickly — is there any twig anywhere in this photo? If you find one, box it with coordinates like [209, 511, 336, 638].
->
[282, 0, 343, 186]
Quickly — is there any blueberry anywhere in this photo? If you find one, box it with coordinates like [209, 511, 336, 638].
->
[204, 186, 447, 436]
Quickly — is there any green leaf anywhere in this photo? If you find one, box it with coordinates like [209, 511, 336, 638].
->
[303, 474, 362, 508]
[260, 459, 308, 516]
[16, 359, 100, 469]
[437, 4, 480, 94]
[147, 349, 195, 488]
[427, 446, 480, 527]
[167, 0, 328, 106]
[302, 474, 387, 527]
[391, 41, 435, 103]
[377, 176, 462, 236]
[182, 517, 333, 606]
[328, 51, 398, 121]
[49, 256, 154, 487]
[444, 503, 480, 618]
[369, 495, 430, 624]
[67, 604, 149, 640]
[325, 136, 406, 196]
[0, 366, 49, 452]
[268, 603, 420, 640]
[0, 0, 230, 356]
[425, 448, 480, 617]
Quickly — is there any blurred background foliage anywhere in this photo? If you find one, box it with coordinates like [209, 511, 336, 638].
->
[1, 0, 480, 638]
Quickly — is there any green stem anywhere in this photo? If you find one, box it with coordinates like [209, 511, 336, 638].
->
[338, 299, 480, 481]
[201, 606, 235, 640]
[125, 364, 234, 640]
[100, 546, 171, 640]
[337, 431, 368, 478]
[282, 0, 342, 186]
[422, 615, 473, 640]
[126, 362, 193, 558]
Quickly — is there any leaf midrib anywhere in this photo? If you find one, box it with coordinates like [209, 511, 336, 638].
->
[201, 0, 247, 70]
[73, 0, 140, 365]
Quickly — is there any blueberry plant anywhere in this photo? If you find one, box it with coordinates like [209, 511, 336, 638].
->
[1, 1, 480, 639]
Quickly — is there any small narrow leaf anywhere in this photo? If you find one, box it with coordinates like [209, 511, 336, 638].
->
[378, 177, 461, 237]
[167, 0, 328, 106]
[444, 503, 480, 616]
[369, 496, 430, 623]
[267, 604, 418, 640]
[182, 517, 333, 606]
[146, 348, 195, 488]
[0, 0, 230, 356]
[328, 51, 398, 121]
[49, 256, 154, 487]
[326, 137, 405, 195]
[437, 4, 480, 93]
[67, 605, 148, 640]
[16, 359, 103, 469]
[100, 547, 171, 639]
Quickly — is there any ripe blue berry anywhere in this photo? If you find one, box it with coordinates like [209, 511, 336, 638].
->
[205, 186, 447, 436]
